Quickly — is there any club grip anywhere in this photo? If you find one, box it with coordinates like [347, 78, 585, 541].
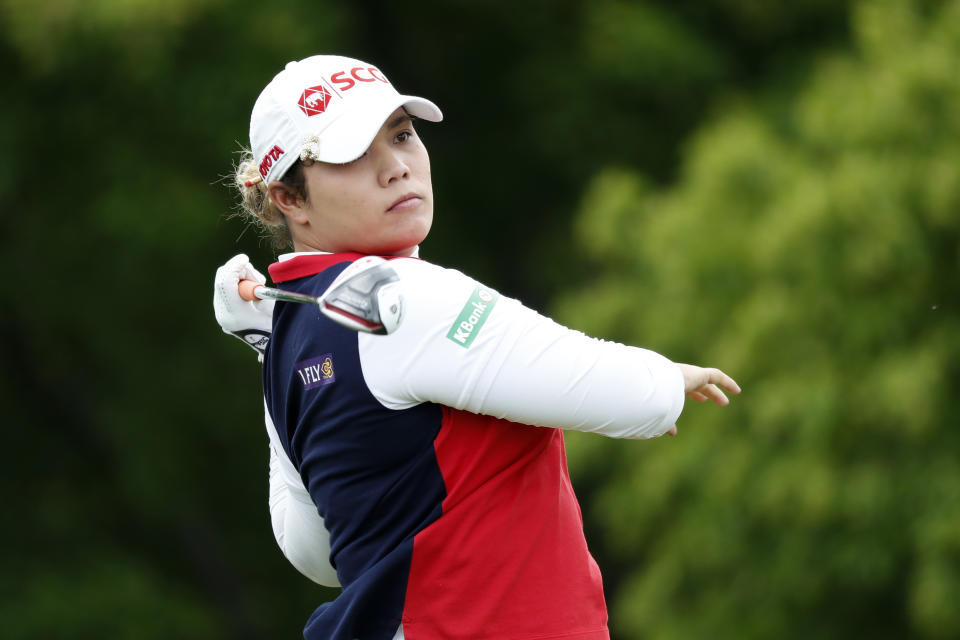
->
[238, 279, 263, 301]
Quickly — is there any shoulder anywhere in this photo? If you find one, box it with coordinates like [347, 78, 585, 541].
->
[390, 257, 485, 296]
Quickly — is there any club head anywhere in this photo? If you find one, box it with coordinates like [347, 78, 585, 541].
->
[320, 257, 404, 335]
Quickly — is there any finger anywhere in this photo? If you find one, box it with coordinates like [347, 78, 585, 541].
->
[240, 262, 267, 284]
[700, 383, 730, 406]
[223, 253, 250, 274]
[686, 391, 709, 403]
[707, 368, 741, 394]
[217, 254, 251, 286]
[666, 424, 677, 436]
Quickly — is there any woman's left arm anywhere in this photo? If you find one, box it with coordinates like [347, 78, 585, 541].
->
[213, 255, 340, 586]
[264, 403, 340, 587]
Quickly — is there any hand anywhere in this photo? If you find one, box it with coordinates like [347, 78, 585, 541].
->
[667, 364, 741, 435]
[677, 363, 741, 405]
[213, 254, 275, 355]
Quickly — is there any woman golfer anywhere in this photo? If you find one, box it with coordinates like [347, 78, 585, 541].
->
[213, 54, 739, 640]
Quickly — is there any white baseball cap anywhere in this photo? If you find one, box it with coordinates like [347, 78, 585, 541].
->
[249, 55, 443, 183]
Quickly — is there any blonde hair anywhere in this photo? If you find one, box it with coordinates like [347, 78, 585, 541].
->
[232, 148, 306, 250]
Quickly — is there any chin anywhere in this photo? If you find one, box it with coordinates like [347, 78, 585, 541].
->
[384, 246, 419, 257]
[390, 219, 432, 254]
[363, 212, 431, 256]
[387, 231, 430, 255]
[360, 235, 416, 256]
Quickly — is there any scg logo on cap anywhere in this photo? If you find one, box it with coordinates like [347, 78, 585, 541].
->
[297, 66, 392, 118]
[299, 85, 333, 117]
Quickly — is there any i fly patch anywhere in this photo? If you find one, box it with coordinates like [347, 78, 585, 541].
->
[295, 354, 336, 389]
[446, 286, 499, 349]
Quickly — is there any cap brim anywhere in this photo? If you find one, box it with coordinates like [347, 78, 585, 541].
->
[311, 95, 443, 164]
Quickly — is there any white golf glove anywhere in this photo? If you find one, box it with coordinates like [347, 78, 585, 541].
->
[214, 253, 275, 356]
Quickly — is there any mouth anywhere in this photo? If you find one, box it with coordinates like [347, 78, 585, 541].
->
[387, 193, 422, 212]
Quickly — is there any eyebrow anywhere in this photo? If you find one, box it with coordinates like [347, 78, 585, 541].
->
[386, 112, 413, 130]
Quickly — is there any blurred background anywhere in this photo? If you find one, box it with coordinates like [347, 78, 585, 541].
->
[2, 0, 958, 637]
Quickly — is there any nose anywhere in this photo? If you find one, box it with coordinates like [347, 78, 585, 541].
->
[377, 146, 410, 187]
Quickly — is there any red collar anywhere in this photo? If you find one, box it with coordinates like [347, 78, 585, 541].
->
[269, 253, 408, 283]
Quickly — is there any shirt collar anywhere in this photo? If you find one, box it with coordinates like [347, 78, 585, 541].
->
[269, 247, 420, 283]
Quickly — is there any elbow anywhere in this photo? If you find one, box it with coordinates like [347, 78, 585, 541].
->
[278, 532, 341, 588]
[269, 487, 341, 587]
[275, 509, 341, 587]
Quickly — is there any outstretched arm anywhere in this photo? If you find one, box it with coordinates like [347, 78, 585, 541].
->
[359, 258, 739, 439]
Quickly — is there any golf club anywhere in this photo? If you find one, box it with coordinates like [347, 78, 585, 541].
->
[238, 256, 404, 335]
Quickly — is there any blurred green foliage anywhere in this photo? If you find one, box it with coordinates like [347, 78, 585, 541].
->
[557, 1, 960, 637]
[2, 0, 955, 637]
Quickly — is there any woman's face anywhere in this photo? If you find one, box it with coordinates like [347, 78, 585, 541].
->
[286, 108, 433, 256]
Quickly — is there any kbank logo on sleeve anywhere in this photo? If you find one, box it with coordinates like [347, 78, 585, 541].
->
[446, 286, 500, 348]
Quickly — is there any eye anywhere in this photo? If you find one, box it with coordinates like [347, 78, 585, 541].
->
[395, 130, 414, 144]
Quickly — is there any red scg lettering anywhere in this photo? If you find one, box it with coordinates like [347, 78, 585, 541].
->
[351, 67, 376, 82]
[330, 71, 354, 91]
[329, 67, 390, 91]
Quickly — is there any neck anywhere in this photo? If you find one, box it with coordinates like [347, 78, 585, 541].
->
[291, 239, 418, 257]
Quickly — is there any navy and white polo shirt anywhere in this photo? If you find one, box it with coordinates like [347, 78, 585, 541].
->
[262, 252, 684, 640]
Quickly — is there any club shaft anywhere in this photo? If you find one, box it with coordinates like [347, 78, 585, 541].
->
[254, 286, 320, 306]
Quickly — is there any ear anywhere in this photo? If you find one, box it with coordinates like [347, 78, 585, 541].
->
[267, 181, 310, 225]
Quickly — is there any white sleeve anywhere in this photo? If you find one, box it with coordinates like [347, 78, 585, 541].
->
[359, 259, 685, 439]
[264, 402, 341, 587]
